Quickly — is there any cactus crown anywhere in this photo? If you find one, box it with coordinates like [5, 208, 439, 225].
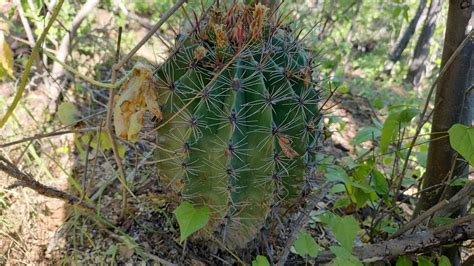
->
[154, 1, 321, 246]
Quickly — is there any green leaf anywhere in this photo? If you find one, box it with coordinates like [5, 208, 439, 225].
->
[337, 86, 350, 94]
[252, 255, 270, 266]
[174, 202, 209, 243]
[438, 256, 451, 266]
[448, 124, 474, 166]
[81, 132, 126, 159]
[105, 244, 118, 263]
[449, 176, 469, 186]
[333, 197, 351, 208]
[326, 166, 350, 183]
[293, 230, 320, 257]
[418, 256, 434, 266]
[432, 216, 454, 225]
[399, 108, 417, 123]
[331, 184, 347, 194]
[396, 255, 413, 266]
[58, 102, 80, 126]
[329, 216, 359, 251]
[372, 170, 389, 194]
[353, 127, 381, 145]
[330, 246, 363, 266]
[380, 108, 417, 153]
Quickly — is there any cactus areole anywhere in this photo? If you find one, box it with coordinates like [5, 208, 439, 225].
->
[154, 2, 321, 246]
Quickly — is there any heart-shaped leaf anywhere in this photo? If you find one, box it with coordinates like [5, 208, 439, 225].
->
[448, 124, 474, 166]
[293, 230, 320, 257]
[174, 202, 209, 243]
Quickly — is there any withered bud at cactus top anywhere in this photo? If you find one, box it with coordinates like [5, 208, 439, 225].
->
[232, 21, 245, 46]
[250, 3, 269, 39]
[209, 6, 222, 26]
[226, 2, 246, 26]
[193, 46, 208, 61]
[213, 24, 228, 48]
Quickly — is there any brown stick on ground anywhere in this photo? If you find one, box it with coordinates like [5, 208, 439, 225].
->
[314, 214, 474, 263]
[0, 155, 94, 210]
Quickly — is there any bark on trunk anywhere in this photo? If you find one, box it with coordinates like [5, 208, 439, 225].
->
[405, 0, 443, 86]
[414, 0, 473, 264]
[389, 0, 427, 63]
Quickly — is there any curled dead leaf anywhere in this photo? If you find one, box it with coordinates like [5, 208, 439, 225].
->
[113, 63, 162, 143]
[278, 135, 299, 160]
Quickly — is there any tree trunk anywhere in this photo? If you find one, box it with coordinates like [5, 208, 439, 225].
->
[405, 0, 443, 86]
[414, 0, 473, 264]
[389, 0, 427, 63]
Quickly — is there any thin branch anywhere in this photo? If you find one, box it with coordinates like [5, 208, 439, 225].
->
[0, 155, 94, 210]
[0, 127, 98, 148]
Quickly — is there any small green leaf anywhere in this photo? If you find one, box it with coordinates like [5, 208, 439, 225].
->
[81, 132, 126, 159]
[329, 215, 359, 251]
[252, 255, 270, 266]
[448, 124, 474, 166]
[372, 170, 389, 194]
[449, 176, 469, 186]
[174, 202, 209, 243]
[330, 246, 363, 266]
[58, 102, 80, 126]
[381, 112, 401, 153]
[333, 197, 351, 208]
[293, 230, 320, 257]
[399, 108, 417, 123]
[438, 256, 451, 266]
[326, 166, 350, 183]
[432, 216, 454, 225]
[396, 255, 413, 266]
[353, 127, 381, 145]
[418, 256, 434, 266]
[105, 244, 118, 263]
[337, 86, 350, 94]
[331, 184, 347, 194]
[381, 108, 417, 153]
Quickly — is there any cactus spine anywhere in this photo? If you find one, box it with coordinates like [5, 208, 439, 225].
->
[154, 2, 321, 246]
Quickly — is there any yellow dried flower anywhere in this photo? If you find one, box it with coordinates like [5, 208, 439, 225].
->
[214, 24, 228, 49]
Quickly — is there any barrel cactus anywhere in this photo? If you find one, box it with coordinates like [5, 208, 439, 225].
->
[153, 2, 321, 246]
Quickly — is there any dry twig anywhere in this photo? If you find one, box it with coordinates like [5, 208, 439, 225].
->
[315, 214, 474, 263]
[0, 154, 94, 210]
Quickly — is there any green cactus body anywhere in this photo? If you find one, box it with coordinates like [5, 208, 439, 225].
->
[154, 2, 321, 246]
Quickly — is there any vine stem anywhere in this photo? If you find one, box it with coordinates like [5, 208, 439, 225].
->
[0, 0, 65, 128]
